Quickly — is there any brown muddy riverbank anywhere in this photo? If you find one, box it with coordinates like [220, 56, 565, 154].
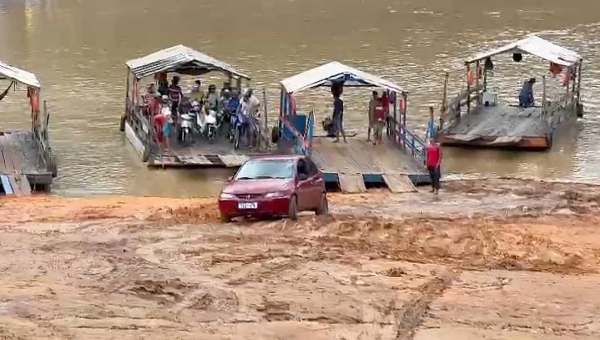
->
[0, 178, 599, 339]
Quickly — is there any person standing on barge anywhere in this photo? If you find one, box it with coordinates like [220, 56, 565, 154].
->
[367, 90, 378, 141]
[169, 75, 183, 113]
[332, 92, 347, 143]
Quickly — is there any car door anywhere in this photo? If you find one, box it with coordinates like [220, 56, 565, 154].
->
[295, 159, 312, 210]
[305, 158, 324, 207]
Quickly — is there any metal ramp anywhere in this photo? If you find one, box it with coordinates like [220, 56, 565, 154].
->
[383, 174, 417, 193]
[338, 173, 367, 193]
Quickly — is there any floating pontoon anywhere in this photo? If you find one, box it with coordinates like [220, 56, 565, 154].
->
[121, 45, 268, 168]
[437, 35, 584, 150]
[276, 61, 429, 193]
[0, 61, 56, 195]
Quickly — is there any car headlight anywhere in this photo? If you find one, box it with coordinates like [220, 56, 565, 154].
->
[220, 193, 235, 199]
[264, 192, 287, 198]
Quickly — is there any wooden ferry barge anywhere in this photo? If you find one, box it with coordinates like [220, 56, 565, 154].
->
[276, 62, 430, 193]
[121, 45, 269, 169]
[437, 35, 584, 151]
[0, 61, 56, 195]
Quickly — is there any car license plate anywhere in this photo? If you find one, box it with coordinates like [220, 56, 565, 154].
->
[238, 202, 257, 209]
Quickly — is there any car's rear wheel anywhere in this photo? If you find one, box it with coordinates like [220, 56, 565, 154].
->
[288, 196, 298, 220]
[220, 213, 231, 223]
[315, 193, 329, 216]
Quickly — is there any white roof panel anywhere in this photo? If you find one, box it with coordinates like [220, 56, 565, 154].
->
[466, 35, 581, 67]
[0, 60, 40, 89]
[280, 61, 406, 94]
[126, 45, 250, 80]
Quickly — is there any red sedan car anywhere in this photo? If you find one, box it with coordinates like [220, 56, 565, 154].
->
[218, 155, 329, 222]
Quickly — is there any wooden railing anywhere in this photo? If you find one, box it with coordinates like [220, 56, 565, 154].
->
[126, 100, 157, 156]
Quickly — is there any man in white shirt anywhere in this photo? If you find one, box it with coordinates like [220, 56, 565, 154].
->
[239, 89, 261, 147]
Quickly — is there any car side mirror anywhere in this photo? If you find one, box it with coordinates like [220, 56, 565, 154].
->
[227, 176, 233, 182]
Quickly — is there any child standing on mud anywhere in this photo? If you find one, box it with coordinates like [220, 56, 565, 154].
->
[426, 139, 442, 194]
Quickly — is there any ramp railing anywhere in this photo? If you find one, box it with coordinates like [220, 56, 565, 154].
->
[388, 118, 427, 166]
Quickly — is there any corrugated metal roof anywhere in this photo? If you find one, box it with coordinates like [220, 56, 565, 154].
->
[280, 61, 406, 94]
[0, 60, 41, 89]
[467, 35, 581, 67]
[126, 45, 251, 80]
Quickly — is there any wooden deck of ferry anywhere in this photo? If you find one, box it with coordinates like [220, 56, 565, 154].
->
[0, 130, 53, 195]
[146, 135, 267, 168]
[438, 104, 556, 150]
[436, 35, 583, 151]
[309, 136, 429, 193]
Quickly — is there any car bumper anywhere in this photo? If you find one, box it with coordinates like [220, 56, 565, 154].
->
[218, 197, 291, 218]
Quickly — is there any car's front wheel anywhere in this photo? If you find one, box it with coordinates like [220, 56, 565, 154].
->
[288, 196, 298, 220]
[220, 213, 231, 223]
[315, 193, 329, 215]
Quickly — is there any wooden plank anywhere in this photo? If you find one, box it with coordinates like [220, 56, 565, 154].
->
[178, 155, 213, 165]
[7, 175, 22, 195]
[0, 135, 15, 173]
[338, 173, 367, 193]
[345, 140, 379, 174]
[6, 133, 25, 173]
[313, 138, 355, 173]
[148, 155, 174, 166]
[383, 174, 417, 193]
[17, 175, 31, 195]
[0, 148, 6, 173]
[218, 155, 249, 167]
[0, 174, 13, 195]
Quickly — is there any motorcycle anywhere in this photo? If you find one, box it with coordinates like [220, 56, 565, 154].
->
[231, 113, 260, 150]
[179, 112, 194, 145]
[230, 113, 243, 149]
[199, 110, 218, 141]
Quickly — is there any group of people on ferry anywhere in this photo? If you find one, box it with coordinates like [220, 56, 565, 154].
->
[141, 74, 261, 153]
[322, 87, 390, 145]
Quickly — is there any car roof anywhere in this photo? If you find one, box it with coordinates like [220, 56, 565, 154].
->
[248, 154, 304, 162]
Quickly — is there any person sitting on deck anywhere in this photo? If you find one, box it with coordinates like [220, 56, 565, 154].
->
[367, 90, 378, 141]
[169, 75, 183, 113]
[322, 117, 336, 138]
[519, 78, 536, 108]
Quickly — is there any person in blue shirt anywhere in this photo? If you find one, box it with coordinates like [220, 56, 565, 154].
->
[519, 78, 536, 108]
[332, 93, 347, 143]
[426, 106, 437, 141]
[229, 89, 240, 113]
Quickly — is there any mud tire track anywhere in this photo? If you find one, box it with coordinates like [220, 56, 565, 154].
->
[395, 271, 457, 340]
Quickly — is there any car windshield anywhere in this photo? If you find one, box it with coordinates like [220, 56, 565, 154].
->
[235, 160, 295, 180]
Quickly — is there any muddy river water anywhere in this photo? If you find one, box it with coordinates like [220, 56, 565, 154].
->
[1, 0, 600, 197]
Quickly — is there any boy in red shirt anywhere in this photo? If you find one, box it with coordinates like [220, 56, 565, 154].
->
[426, 139, 442, 194]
